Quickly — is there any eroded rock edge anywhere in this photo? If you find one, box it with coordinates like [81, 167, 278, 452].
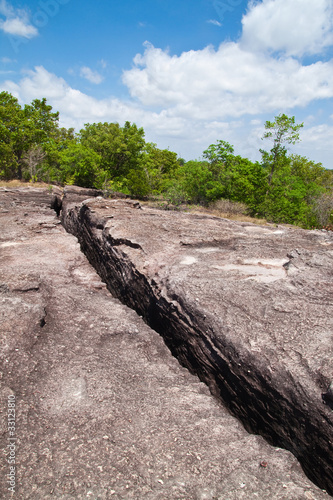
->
[61, 198, 333, 496]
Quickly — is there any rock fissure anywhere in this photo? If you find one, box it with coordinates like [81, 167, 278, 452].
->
[60, 192, 333, 496]
[4, 187, 333, 499]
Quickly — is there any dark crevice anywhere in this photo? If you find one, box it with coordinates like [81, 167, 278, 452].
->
[39, 307, 47, 328]
[58, 197, 333, 497]
[106, 234, 142, 250]
[51, 193, 62, 216]
[322, 384, 333, 410]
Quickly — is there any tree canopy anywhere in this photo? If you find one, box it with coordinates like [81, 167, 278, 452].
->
[1, 90, 332, 229]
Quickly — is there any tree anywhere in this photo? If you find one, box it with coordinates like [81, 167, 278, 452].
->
[203, 140, 234, 179]
[59, 142, 103, 188]
[22, 145, 46, 182]
[201, 140, 267, 211]
[0, 93, 60, 179]
[41, 127, 78, 183]
[311, 192, 333, 227]
[178, 160, 222, 205]
[0, 91, 25, 179]
[290, 154, 331, 187]
[79, 121, 145, 180]
[23, 98, 59, 144]
[139, 143, 180, 194]
[217, 156, 267, 212]
[260, 114, 303, 186]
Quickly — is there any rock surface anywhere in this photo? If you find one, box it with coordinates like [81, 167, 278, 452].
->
[61, 188, 333, 496]
[0, 186, 331, 499]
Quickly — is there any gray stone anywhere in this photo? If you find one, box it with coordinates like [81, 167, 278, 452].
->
[0, 187, 331, 499]
[61, 188, 333, 496]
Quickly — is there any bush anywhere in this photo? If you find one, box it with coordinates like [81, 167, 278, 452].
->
[310, 192, 333, 227]
[209, 199, 248, 217]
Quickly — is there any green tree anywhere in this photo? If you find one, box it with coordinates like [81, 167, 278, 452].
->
[260, 114, 303, 186]
[203, 140, 235, 180]
[59, 142, 103, 188]
[139, 143, 179, 194]
[218, 156, 267, 212]
[290, 154, 330, 187]
[202, 139, 267, 211]
[0, 91, 25, 179]
[23, 98, 59, 145]
[0, 92, 60, 179]
[178, 160, 222, 205]
[79, 121, 145, 180]
[42, 127, 78, 183]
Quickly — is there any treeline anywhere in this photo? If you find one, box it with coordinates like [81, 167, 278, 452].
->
[1, 90, 333, 228]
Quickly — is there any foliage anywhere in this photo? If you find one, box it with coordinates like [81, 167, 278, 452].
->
[79, 121, 145, 179]
[22, 145, 46, 182]
[0, 91, 26, 179]
[260, 114, 304, 186]
[310, 192, 333, 227]
[178, 160, 223, 205]
[1, 92, 332, 229]
[58, 142, 103, 188]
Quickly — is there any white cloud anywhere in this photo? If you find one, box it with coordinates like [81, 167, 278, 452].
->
[207, 19, 222, 27]
[300, 124, 333, 152]
[1, 66, 151, 130]
[122, 42, 333, 119]
[0, 66, 214, 145]
[1, 0, 333, 167]
[0, 0, 38, 38]
[241, 0, 333, 57]
[80, 66, 104, 84]
[1, 65, 333, 167]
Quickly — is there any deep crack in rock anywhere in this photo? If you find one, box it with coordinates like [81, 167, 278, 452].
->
[1, 185, 332, 499]
[59, 188, 333, 497]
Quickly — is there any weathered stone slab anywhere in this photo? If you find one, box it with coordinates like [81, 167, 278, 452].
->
[61, 190, 333, 496]
[0, 187, 330, 499]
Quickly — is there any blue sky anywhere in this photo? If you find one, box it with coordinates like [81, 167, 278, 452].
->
[1, 0, 333, 168]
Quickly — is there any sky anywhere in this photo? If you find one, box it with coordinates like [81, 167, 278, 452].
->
[0, 0, 333, 168]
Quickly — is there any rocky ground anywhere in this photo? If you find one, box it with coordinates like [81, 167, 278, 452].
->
[0, 186, 331, 499]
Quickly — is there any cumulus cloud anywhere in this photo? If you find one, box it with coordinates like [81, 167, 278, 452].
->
[0, 0, 38, 38]
[1, 0, 333, 166]
[1, 66, 180, 133]
[300, 123, 333, 152]
[241, 0, 333, 57]
[2, 66, 129, 127]
[80, 66, 104, 84]
[0, 66, 217, 145]
[122, 42, 333, 119]
[120, 1, 333, 122]
[2, 65, 333, 166]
